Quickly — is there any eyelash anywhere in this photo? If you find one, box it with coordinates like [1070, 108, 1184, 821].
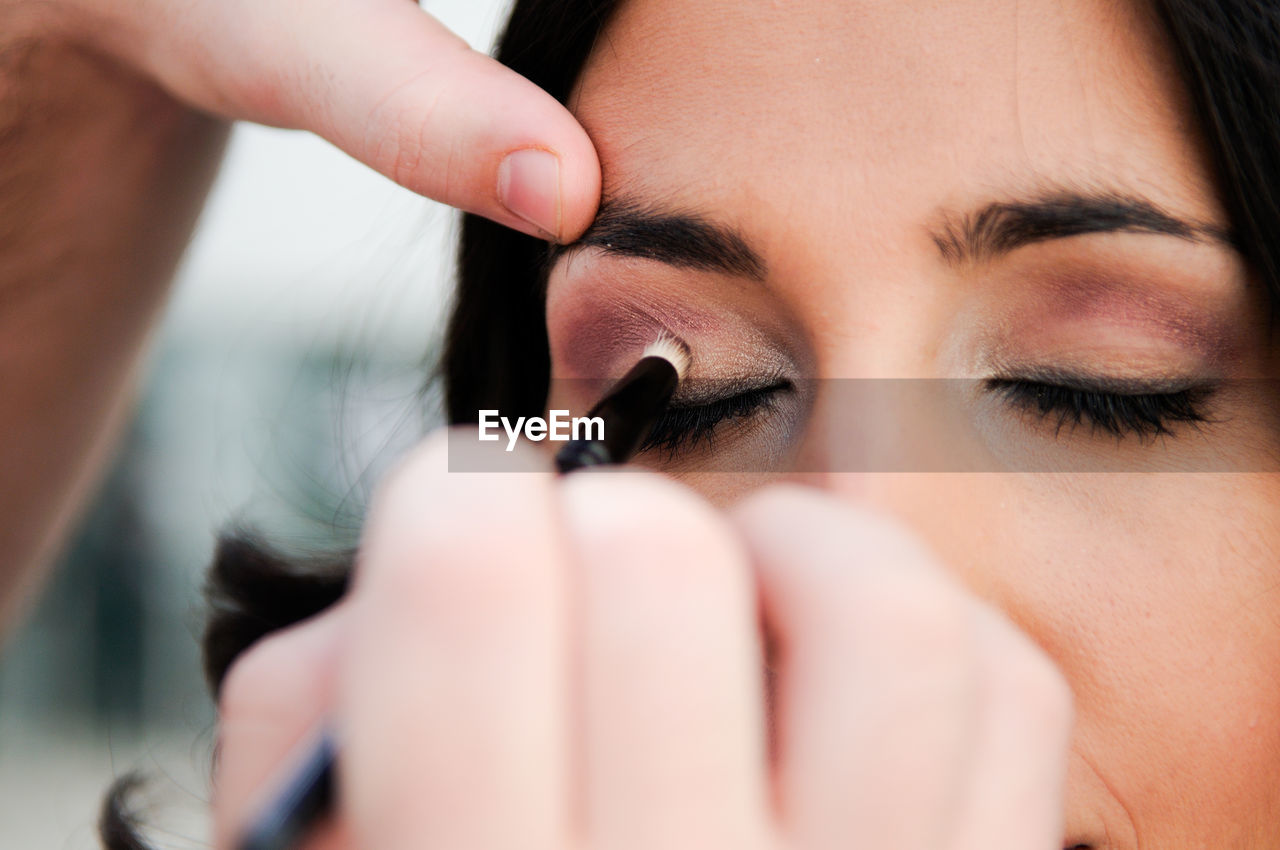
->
[640, 381, 790, 455]
[985, 377, 1215, 438]
[637, 376, 1215, 456]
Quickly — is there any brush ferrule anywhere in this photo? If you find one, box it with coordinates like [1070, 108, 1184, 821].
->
[555, 355, 679, 472]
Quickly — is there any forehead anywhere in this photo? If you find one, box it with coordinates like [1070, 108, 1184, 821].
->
[568, 0, 1221, 241]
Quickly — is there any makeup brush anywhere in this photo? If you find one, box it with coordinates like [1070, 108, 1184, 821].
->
[236, 727, 336, 850]
[234, 333, 690, 850]
[556, 333, 692, 472]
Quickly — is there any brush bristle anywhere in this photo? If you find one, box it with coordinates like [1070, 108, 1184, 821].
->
[642, 333, 691, 381]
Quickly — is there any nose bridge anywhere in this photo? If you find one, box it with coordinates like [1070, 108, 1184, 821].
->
[778, 381, 1001, 592]
[791, 375, 977, 477]
[767, 221, 983, 498]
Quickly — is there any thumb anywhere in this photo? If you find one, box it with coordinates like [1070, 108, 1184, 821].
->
[113, 0, 602, 242]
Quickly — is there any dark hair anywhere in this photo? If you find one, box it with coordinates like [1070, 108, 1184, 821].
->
[100, 1, 1280, 847]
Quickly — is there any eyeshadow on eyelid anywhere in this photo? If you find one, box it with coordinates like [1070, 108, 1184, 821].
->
[553, 296, 801, 383]
[552, 301, 717, 379]
[1012, 269, 1249, 364]
[562, 311, 669, 373]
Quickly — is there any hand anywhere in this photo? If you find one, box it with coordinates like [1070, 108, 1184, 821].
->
[213, 429, 1073, 850]
[35, 0, 600, 243]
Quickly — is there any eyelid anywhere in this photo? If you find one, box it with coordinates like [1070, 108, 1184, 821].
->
[546, 254, 809, 384]
[670, 371, 792, 406]
[988, 364, 1218, 394]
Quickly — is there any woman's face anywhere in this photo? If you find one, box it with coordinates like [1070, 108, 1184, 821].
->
[542, 0, 1280, 846]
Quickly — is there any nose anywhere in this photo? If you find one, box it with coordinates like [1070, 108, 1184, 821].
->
[789, 376, 991, 476]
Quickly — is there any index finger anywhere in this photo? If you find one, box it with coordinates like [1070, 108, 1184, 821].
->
[123, 0, 602, 242]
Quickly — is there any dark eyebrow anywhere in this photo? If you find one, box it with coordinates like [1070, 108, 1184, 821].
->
[931, 190, 1236, 265]
[547, 195, 767, 281]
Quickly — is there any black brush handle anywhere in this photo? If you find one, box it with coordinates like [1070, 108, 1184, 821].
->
[556, 355, 678, 472]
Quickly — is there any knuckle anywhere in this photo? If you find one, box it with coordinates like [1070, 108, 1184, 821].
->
[367, 526, 545, 626]
[360, 433, 559, 619]
[221, 59, 284, 120]
[566, 472, 748, 596]
[365, 436, 444, 527]
[201, 10, 291, 121]
[362, 70, 451, 192]
[368, 438, 501, 555]
[379, 99, 430, 188]
[740, 484, 953, 588]
[734, 484, 840, 544]
[733, 482, 809, 518]
[856, 572, 976, 665]
[983, 626, 1075, 734]
[217, 630, 297, 721]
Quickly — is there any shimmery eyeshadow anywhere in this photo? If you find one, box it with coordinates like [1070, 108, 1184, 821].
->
[546, 251, 804, 384]
[1034, 269, 1243, 364]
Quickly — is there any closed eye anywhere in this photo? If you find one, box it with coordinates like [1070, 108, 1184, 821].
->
[985, 376, 1218, 438]
[639, 380, 793, 456]
[637, 373, 1217, 463]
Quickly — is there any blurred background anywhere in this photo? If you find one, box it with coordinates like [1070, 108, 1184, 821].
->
[0, 1, 513, 846]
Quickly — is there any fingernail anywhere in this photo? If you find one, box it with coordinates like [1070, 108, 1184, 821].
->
[498, 148, 562, 241]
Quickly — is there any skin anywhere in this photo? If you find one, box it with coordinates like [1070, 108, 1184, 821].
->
[2, 0, 1102, 847]
[215, 435, 1073, 850]
[542, 0, 1280, 846]
[213, 1, 1209, 848]
[0, 0, 600, 620]
[208, 0, 1277, 849]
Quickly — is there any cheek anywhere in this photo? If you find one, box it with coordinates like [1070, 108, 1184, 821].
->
[1011, 476, 1280, 838]
[828, 473, 1280, 841]
[1082, 479, 1280, 842]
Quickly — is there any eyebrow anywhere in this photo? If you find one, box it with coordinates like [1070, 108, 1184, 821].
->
[547, 196, 768, 281]
[930, 190, 1235, 265]
[547, 188, 1236, 281]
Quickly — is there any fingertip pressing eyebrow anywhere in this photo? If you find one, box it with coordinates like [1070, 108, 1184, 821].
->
[930, 189, 1238, 265]
[546, 195, 768, 281]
